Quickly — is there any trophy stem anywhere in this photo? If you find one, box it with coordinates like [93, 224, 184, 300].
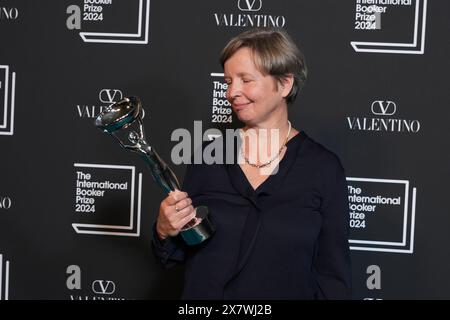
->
[139, 145, 215, 245]
[139, 148, 180, 194]
[95, 96, 215, 245]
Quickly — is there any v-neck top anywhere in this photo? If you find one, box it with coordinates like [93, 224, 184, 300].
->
[233, 131, 304, 195]
[152, 131, 352, 300]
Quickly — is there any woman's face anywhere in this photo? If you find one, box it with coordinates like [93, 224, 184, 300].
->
[224, 47, 290, 126]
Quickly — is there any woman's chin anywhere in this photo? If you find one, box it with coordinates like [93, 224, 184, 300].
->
[235, 111, 255, 124]
[237, 117, 254, 125]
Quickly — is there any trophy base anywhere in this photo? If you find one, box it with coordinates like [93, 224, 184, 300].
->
[180, 206, 215, 245]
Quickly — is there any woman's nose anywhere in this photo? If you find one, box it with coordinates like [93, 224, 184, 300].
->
[226, 82, 241, 101]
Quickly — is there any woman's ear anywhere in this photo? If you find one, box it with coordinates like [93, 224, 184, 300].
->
[280, 75, 294, 98]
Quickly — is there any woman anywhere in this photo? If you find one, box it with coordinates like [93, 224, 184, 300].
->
[152, 28, 352, 299]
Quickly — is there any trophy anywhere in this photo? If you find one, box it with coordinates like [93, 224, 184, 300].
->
[94, 96, 215, 245]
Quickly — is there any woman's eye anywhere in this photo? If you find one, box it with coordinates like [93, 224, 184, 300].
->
[242, 79, 252, 83]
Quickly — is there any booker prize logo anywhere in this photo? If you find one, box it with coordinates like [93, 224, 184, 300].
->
[0, 254, 10, 300]
[0, 64, 16, 136]
[347, 177, 417, 253]
[66, 0, 150, 44]
[347, 100, 421, 133]
[66, 265, 124, 300]
[214, 0, 286, 27]
[72, 163, 143, 237]
[351, 0, 428, 54]
[76, 88, 123, 119]
[210, 73, 233, 127]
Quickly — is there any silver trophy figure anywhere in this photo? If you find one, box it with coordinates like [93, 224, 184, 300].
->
[95, 96, 214, 245]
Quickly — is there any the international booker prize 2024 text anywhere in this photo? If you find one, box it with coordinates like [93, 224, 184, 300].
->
[75, 171, 128, 213]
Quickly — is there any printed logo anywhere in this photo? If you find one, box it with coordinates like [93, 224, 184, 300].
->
[66, 0, 150, 44]
[238, 0, 262, 12]
[0, 254, 10, 300]
[72, 163, 143, 237]
[351, 0, 428, 54]
[347, 100, 421, 133]
[0, 65, 16, 135]
[214, 0, 286, 27]
[98, 89, 123, 105]
[75, 88, 123, 119]
[66, 265, 124, 300]
[210, 73, 233, 126]
[371, 100, 396, 116]
[0, 196, 12, 210]
[347, 177, 417, 253]
[0, 6, 19, 21]
[92, 280, 115, 295]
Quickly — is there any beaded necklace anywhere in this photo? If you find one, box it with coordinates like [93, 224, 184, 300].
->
[240, 121, 291, 168]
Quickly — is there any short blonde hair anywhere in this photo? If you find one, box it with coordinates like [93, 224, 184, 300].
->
[220, 28, 307, 104]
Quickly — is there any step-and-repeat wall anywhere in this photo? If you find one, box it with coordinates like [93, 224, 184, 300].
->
[1, 0, 449, 299]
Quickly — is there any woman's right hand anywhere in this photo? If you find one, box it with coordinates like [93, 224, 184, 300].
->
[156, 190, 196, 240]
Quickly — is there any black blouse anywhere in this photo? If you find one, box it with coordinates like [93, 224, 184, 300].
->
[152, 131, 352, 299]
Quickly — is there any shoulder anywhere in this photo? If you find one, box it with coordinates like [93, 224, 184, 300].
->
[182, 136, 229, 189]
[298, 133, 348, 208]
[299, 132, 345, 173]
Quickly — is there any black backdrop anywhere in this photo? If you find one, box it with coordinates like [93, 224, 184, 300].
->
[1, 0, 449, 300]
